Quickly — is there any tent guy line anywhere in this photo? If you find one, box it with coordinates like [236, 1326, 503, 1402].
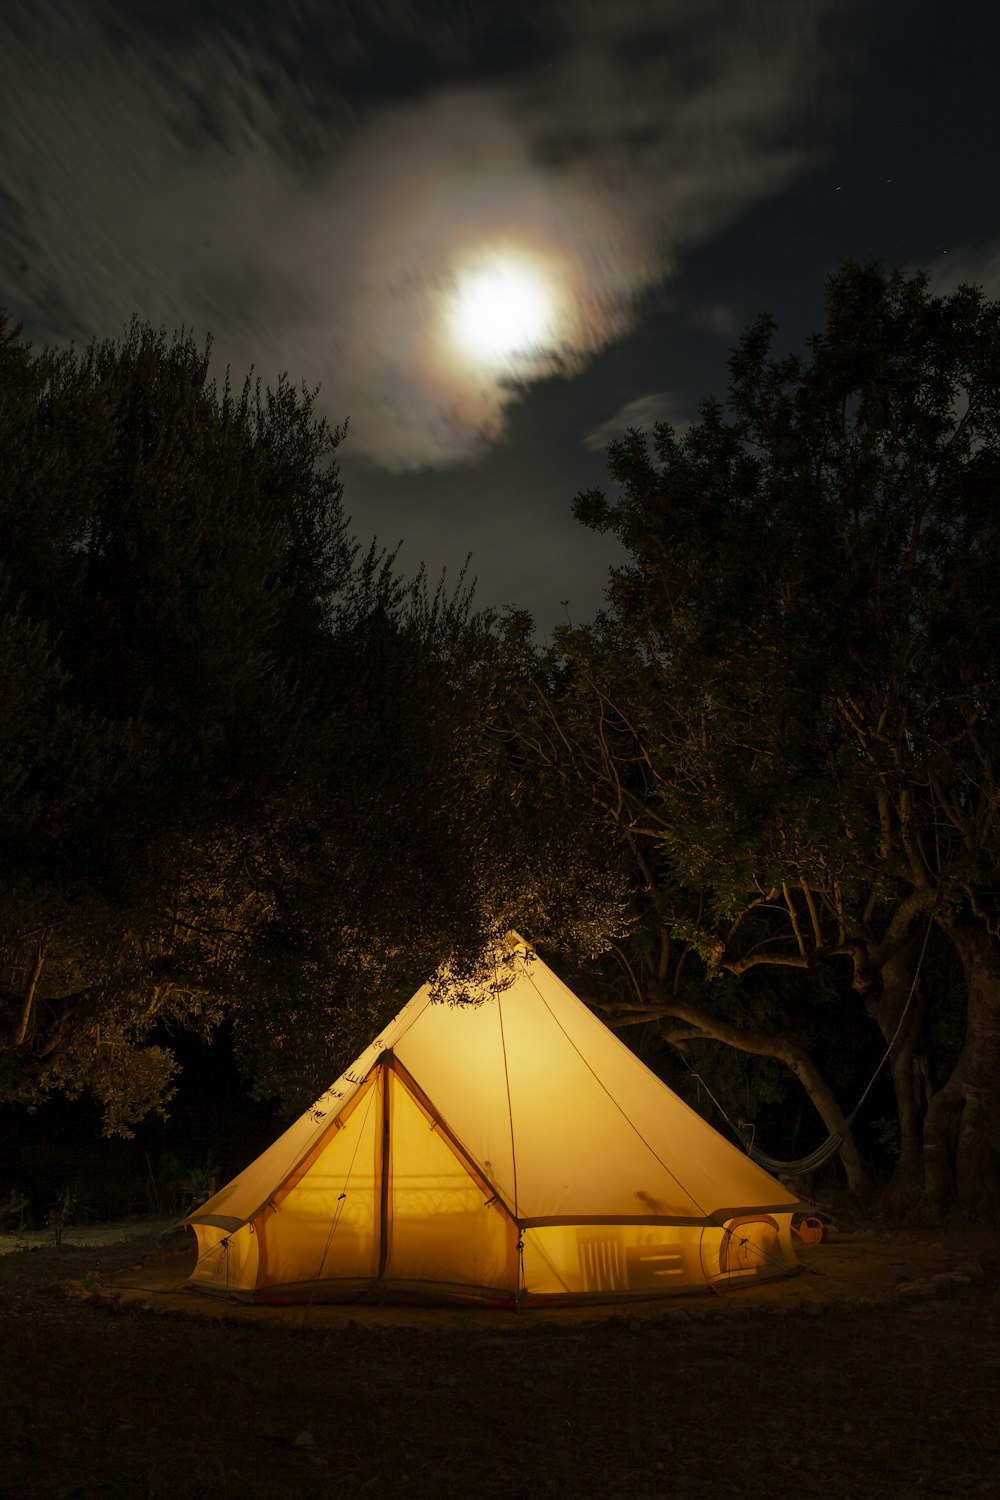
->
[516, 947, 715, 1220]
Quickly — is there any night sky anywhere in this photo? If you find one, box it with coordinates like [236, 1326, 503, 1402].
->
[3, 0, 998, 634]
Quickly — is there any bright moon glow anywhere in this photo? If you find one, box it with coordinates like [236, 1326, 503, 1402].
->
[448, 256, 555, 367]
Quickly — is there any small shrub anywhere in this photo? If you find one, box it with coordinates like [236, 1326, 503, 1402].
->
[46, 1185, 89, 1251]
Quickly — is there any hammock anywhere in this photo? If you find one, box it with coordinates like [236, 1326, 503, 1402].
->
[689, 1067, 859, 1175]
[737, 1112, 859, 1176]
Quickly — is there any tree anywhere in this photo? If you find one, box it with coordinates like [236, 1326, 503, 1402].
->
[0, 316, 605, 1129]
[0, 313, 357, 1124]
[518, 264, 1000, 1211]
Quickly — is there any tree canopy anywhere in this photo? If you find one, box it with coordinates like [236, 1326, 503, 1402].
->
[0, 316, 615, 1131]
[516, 263, 1000, 1211]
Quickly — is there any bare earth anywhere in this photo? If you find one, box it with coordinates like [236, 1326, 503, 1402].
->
[1, 1215, 998, 1499]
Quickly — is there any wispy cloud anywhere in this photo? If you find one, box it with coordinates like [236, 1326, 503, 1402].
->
[1, 0, 851, 471]
[583, 392, 692, 451]
[924, 241, 1000, 300]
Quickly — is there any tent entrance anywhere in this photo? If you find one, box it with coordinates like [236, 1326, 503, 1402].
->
[248, 1056, 518, 1302]
[380, 1056, 518, 1297]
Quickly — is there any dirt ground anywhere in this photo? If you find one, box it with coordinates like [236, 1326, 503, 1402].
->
[1, 1213, 998, 1499]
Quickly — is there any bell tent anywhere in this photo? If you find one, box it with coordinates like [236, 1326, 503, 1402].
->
[185, 935, 800, 1306]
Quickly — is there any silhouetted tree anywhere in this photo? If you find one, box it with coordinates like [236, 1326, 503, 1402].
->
[518, 264, 1000, 1211]
[0, 316, 613, 1129]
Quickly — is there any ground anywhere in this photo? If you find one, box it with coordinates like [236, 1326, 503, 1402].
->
[1, 1213, 998, 1499]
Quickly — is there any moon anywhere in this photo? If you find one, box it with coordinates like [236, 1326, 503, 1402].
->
[447, 254, 556, 368]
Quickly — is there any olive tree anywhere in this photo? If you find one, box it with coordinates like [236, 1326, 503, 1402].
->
[523, 264, 1000, 1211]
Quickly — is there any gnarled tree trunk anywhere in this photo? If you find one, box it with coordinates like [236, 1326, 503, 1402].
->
[606, 991, 872, 1195]
[923, 924, 1000, 1215]
[867, 935, 930, 1208]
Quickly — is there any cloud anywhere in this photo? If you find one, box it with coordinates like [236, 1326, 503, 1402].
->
[923, 241, 1000, 300]
[692, 302, 742, 341]
[1, 0, 850, 471]
[583, 392, 692, 451]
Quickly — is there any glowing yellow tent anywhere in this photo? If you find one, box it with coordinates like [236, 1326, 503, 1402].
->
[185, 936, 799, 1306]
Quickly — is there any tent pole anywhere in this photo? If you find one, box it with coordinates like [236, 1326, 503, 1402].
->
[377, 1060, 391, 1281]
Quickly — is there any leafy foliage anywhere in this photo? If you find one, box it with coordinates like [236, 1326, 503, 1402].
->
[0, 315, 608, 1128]
[519, 263, 1000, 1205]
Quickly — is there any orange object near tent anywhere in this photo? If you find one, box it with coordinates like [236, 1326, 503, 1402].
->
[184, 935, 800, 1306]
[792, 1216, 826, 1245]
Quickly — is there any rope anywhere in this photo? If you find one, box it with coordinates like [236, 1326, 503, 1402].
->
[852, 918, 932, 1116]
[303, 1076, 379, 1325]
[518, 949, 715, 1223]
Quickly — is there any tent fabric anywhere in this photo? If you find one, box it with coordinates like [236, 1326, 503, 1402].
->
[185, 935, 800, 1306]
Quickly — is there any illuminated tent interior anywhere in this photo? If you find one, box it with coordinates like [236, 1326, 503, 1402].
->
[185, 936, 800, 1306]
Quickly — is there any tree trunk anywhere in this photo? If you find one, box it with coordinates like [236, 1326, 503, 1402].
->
[923, 924, 1000, 1215]
[606, 991, 872, 1194]
[867, 936, 929, 1208]
[775, 1038, 871, 1197]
